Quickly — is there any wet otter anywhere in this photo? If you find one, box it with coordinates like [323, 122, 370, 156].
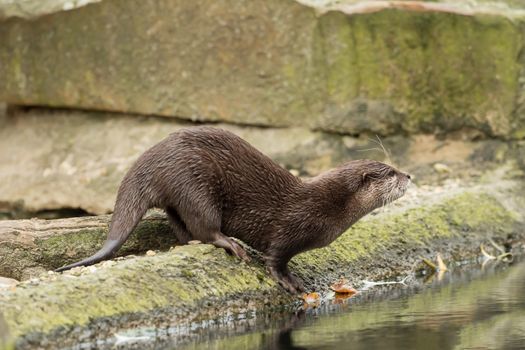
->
[56, 127, 411, 293]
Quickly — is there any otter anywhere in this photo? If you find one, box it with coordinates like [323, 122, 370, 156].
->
[56, 127, 411, 293]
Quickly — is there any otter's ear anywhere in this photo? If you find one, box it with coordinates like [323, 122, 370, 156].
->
[362, 173, 367, 181]
[348, 173, 364, 193]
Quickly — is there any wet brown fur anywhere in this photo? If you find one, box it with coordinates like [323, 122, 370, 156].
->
[56, 127, 411, 293]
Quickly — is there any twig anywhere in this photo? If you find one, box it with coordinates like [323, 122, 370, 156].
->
[496, 252, 513, 262]
[421, 256, 438, 272]
[480, 244, 496, 260]
[489, 238, 506, 254]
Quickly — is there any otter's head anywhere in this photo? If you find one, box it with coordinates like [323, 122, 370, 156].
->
[345, 159, 411, 213]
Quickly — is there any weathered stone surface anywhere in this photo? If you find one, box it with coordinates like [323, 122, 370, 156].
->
[0, 108, 341, 215]
[0, 0, 320, 126]
[0, 212, 176, 280]
[2, 107, 523, 217]
[0, 0, 100, 20]
[1, 1, 524, 138]
[0, 313, 11, 350]
[0, 178, 523, 348]
[0, 277, 17, 290]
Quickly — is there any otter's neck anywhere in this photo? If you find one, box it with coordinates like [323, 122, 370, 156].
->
[301, 170, 369, 234]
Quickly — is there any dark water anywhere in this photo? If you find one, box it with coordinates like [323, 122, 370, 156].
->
[164, 260, 525, 350]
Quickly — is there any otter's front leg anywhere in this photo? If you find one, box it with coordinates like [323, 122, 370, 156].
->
[265, 256, 305, 294]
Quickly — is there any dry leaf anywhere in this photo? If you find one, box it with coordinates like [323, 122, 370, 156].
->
[436, 253, 448, 272]
[421, 257, 437, 272]
[302, 292, 320, 305]
[330, 278, 358, 295]
[334, 293, 356, 304]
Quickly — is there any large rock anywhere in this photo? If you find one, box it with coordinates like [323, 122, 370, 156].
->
[1, 0, 524, 138]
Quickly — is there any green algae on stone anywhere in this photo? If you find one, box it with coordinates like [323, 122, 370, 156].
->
[0, 244, 281, 339]
[0, 214, 177, 280]
[443, 193, 519, 231]
[1, 189, 522, 343]
[0, 311, 13, 350]
[36, 216, 176, 268]
[317, 9, 522, 136]
[1, 1, 524, 138]
[290, 192, 518, 280]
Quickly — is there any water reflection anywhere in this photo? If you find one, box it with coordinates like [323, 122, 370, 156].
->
[179, 260, 525, 350]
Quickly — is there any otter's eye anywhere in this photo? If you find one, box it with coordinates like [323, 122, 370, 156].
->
[388, 170, 396, 177]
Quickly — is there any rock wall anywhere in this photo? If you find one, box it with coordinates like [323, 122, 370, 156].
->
[0, 108, 348, 215]
[1, 107, 519, 216]
[1, 0, 525, 138]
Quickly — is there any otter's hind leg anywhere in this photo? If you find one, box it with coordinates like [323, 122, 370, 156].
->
[178, 202, 250, 262]
[165, 207, 192, 244]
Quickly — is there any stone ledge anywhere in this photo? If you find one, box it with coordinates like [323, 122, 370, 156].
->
[0, 212, 175, 280]
[0, 180, 523, 348]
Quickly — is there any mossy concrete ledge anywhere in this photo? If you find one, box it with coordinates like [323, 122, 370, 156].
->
[0, 189, 523, 348]
[0, 212, 177, 281]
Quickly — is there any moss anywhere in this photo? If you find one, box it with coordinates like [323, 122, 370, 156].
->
[444, 193, 518, 230]
[37, 229, 107, 266]
[317, 9, 523, 136]
[0, 241, 49, 281]
[1, 189, 521, 342]
[0, 312, 13, 350]
[0, 214, 178, 280]
[0, 244, 279, 339]
[291, 192, 516, 279]
[33, 216, 177, 272]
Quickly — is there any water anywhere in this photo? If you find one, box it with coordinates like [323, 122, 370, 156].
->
[171, 260, 525, 350]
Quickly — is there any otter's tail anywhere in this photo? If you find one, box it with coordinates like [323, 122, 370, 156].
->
[55, 180, 150, 272]
[54, 239, 123, 272]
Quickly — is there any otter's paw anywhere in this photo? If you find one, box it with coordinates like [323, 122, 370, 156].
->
[277, 276, 301, 294]
[285, 273, 305, 293]
[267, 266, 304, 294]
[212, 236, 251, 263]
[230, 240, 251, 263]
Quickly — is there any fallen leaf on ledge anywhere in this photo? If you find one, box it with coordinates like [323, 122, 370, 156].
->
[330, 278, 358, 295]
[302, 292, 321, 306]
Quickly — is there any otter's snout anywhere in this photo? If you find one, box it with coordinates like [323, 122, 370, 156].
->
[395, 172, 411, 197]
[400, 172, 412, 185]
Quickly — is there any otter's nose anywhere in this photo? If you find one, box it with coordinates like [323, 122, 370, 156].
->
[406, 173, 411, 180]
